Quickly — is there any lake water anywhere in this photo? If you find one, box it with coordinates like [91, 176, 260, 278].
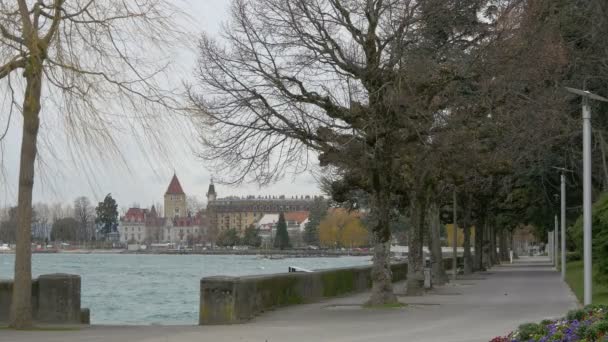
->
[0, 253, 371, 325]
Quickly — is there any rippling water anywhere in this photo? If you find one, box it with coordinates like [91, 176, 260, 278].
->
[0, 253, 371, 325]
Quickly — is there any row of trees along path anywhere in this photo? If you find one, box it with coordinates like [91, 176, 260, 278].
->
[3, 0, 608, 328]
[188, 0, 608, 305]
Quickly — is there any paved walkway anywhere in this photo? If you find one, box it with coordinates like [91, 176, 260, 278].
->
[2, 256, 579, 342]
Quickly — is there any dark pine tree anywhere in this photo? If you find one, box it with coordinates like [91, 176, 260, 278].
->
[274, 212, 290, 250]
[95, 193, 118, 239]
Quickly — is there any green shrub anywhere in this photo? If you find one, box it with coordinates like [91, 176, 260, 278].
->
[571, 193, 608, 283]
[566, 251, 581, 262]
[516, 323, 546, 340]
[577, 324, 589, 338]
[566, 308, 587, 321]
[584, 320, 608, 340]
[540, 319, 553, 326]
[495, 305, 608, 341]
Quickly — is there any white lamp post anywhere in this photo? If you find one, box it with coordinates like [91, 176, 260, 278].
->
[453, 189, 458, 280]
[554, 215, 558, 269]
[565, 87, 608, 305]
[553, 167, 572, 281]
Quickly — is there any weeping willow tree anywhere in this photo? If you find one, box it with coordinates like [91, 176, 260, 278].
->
[0, 0, 186, 328]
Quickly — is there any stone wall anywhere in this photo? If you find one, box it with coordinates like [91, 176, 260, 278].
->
[200, 258, 462, 325]
[0, 274, 89, 325]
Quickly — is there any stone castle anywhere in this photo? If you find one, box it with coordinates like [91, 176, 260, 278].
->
[118, 174, 317, 245]
[205, 181, 314, 233]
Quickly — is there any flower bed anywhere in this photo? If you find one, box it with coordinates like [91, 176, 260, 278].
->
[491, 305, 608, 341]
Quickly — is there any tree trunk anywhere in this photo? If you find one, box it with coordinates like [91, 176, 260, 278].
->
[367, 187, 397, 305]
[490, 226, 498, 265]
[463, 225, 473, 274]
[510, 230, 518, 259]
[10, 65, 43, 329]
[474, 216, 484, 271]
[499, 230, 509, 261]
[462, 199, 473, 275]
[428, 202, 448, 286]
[406, 194, 426, 295]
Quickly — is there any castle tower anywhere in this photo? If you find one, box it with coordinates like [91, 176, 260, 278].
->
[164, 173, 186, 218]
[206, 178, 217, 202]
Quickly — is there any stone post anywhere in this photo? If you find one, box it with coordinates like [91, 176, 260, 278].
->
[36, 274, 81, 323]
[200, 276, 240, 325]
[0, 280, 13, 322]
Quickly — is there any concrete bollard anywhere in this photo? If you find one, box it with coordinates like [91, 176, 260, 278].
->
[424, 268, 432, 289]
[0, 280, 12, 322]
[200, 276, 240, 325]
[0, 279, 40, 322]
[80, 308, 91, 324]
[37, 274, 81, 324]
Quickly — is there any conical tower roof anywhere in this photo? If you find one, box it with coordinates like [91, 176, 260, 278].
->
[166, 174, 185, 195]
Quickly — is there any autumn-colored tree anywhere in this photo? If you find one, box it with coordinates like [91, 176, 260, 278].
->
[341, 219, 369, 249]
[319, 209, 368, 248]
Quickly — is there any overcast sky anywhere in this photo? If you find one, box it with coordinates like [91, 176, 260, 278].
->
[0, 0, 321, 210]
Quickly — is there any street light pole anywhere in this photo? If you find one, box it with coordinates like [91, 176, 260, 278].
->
[582, 96, 593, 305]
[552, 166, 572, 280]
[453, 189, 458, 280]
[554, 215, 558, 269]
[561, 172, 567, 280]
[565, 87, 608, 305]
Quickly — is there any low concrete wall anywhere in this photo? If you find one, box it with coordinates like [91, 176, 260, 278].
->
[0, 274, 89, 325]
[200, 258, 461, 325]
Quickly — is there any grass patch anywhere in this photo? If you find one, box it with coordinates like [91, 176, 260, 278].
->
[364, 302, 407, 309]
[565, 260, 608, 305]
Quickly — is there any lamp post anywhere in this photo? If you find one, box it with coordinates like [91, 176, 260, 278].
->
[553, 167, 572, 280]
[551, 194, 559, 268]
[565, 87, 608, 305]
[453, 189, 458, 280]
[561, 173, 566, 280]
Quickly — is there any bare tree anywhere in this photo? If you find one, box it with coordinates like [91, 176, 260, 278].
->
[32, 202, 51, 242]
[73, 196, 92, 242]
[0, 0, 185, 328]
[189, 0, 492, 303]
[187, 196, 204, 216]
[189, 0, 426, 305]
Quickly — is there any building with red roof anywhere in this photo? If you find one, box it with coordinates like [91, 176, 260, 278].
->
[164, 173, 187, 219]
[119, 174, 204, 245]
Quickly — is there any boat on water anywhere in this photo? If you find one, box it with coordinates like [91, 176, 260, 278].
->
[264, 255, 285, 260]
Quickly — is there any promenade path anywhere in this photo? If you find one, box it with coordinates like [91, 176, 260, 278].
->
[2, 256, 579, 342]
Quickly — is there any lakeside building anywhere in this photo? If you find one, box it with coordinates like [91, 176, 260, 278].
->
[118, 174, 201, 245]
[205, 181, 316, 234]
[118, 175, 319, 246]
[256, 211, 310, 247]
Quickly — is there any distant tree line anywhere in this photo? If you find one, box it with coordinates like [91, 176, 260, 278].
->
[0, 193, 118, 244]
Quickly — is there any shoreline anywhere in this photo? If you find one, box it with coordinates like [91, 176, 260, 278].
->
[0, 249, 373, 258]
